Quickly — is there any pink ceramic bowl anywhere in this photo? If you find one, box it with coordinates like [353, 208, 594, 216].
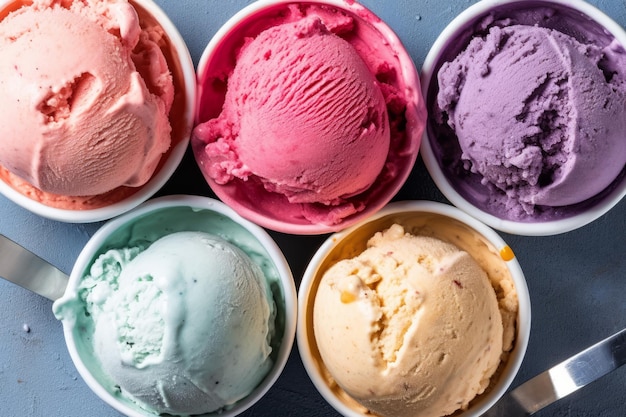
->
[193, 0, 425, 235]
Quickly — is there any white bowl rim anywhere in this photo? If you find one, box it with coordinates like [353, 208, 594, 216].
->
[297, 200, 531, 417]
[419, 0, 626, 236]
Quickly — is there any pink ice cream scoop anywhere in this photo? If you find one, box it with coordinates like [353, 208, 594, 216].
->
[0, 0, 174, 200]
[195, 16, 389, 206]
[192, 2, 424, 234]
[437, 23, 626, 217]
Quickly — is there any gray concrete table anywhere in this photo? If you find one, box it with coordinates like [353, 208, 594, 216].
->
[1, 0, 625, 416]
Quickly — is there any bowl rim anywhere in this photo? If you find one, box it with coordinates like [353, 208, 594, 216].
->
[194, 0, 424, 235]
[419, 0, 626, 236]
[57, 194, 297, 417]
[297, 200, 531, 417]
[0, 0, 197, 224]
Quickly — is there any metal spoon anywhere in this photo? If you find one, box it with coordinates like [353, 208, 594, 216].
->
[483, 327, 626, 416]
[0, 233, 68, 300]
[0, 234, 624, 415]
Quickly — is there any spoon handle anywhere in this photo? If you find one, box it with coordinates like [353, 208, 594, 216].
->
[485, 327, 626, 416]
[0, 234, 69, 301]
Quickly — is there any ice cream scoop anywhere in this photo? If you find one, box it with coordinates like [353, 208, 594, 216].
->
[298, 201, 530, 417]
[0, 0, 173, 197]
[314, 224, 506, 417]
[195, 16, 390, 206]
[55, 231, 276, 415]
[421, 0, 626, 235]
[193, 0, 424, 234]
[0, 0, 195, 222]
[438, 24, 626, 211]
[51, 195, 296, 417]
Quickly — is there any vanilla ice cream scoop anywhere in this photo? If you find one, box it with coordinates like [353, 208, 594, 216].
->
[54, 231, 276, 415]
[313, 224, 504, 417]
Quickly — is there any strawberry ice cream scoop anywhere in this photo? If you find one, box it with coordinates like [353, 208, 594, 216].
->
[195, 16, 389, 206]
[0, 0, 174, 199]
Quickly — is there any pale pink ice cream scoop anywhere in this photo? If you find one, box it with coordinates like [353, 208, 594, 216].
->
[0, 0, 174, 202]
[195, 16, 389, 206]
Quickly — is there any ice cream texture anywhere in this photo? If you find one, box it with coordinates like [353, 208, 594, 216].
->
[313, 224, 514, 417]
[434, 12, 626, 220]
[196, 16, 389, 205]
[193, 3, 420, 230]
[54, 228, 277, 415]
[0, 0, 174, 207]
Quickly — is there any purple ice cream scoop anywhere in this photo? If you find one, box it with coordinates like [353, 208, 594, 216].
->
[436, 22, 626, 219]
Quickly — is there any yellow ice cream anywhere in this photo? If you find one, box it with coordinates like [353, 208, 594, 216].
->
[313, 224, 514, 417]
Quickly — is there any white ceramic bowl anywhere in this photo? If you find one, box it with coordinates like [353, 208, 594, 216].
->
[0, 0, 196, 223]
[193, 0, 425, 235]
[420, 0, 626, 236]
[297, 200, 531, 417]
[55, 195, 297, 417]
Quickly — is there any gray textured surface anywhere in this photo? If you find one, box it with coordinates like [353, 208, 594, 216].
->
[1, 0, 625, 416]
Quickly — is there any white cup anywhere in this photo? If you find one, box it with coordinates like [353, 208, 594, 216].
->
[420, 0, 626, 236]
[298, 200, 531, 417]
[55, 195, 297, 416]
